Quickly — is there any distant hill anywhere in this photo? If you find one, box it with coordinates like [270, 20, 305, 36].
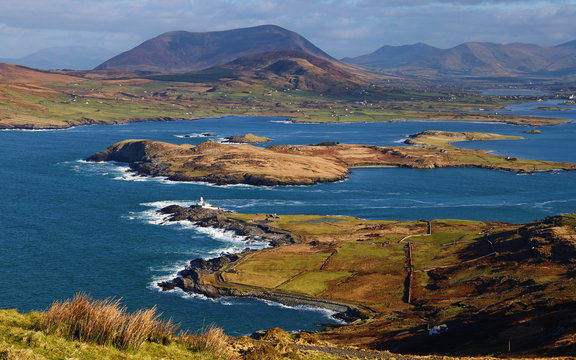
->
[0, 46, 117, 70]
[344, 40, 576, 78]
[342, 43, 442, 69]
[148, 50, 382, 93]
[0, 63, 81, 84]
[95, 25, 332, 73]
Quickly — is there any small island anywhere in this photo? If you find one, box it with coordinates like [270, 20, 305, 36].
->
[157, 204, 576, 355]
[87, 131, 576, 186]
[222, 133, 272, 143]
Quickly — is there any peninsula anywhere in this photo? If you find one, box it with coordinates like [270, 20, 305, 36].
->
[87, 131, 576, 186]
[157, 204, 576, 356]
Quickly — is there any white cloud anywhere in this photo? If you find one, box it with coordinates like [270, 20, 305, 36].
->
[0, 0, 575, 58]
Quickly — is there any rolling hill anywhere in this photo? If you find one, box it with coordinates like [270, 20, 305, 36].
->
[344, 40, 576, 78]
[95, 25, 333, 73]
[146, 49, 383, 93]
[0, 63, 81, 84]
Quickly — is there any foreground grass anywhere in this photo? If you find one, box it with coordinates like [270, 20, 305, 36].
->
[43, 293, 179, 351]
[0, 295, 363, 359]
[0, 309, 222, 359]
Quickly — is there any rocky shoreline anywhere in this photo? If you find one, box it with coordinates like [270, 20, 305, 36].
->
[86, 135, 576, 187]
[156, 204, 366, 323]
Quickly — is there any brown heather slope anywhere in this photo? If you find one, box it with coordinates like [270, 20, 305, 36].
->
[87, 132, 576, 186]
[211, 50, 376, 94]
[0, 63, 81, 84]
[87, 140, 350, 185]
[158, 205, 576, 357]
[146, 49, 385, 94]
[322, 215, 576, 356]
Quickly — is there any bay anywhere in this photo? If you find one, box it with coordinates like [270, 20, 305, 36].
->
[1, 100, 575, 335]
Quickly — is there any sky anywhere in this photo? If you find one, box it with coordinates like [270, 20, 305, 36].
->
[0, 0, 576, 59]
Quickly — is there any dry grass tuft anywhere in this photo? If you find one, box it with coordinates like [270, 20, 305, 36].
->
[43, 293, 178, 351]
[180, 323, 231, 357]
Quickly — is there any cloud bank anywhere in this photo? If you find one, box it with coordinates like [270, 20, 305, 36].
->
[0, 0, 575, 59]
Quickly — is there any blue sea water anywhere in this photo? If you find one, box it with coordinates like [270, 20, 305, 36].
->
[1, 100, 576, 335]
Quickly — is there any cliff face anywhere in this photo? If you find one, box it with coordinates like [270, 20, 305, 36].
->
[86, 140, 153, 162]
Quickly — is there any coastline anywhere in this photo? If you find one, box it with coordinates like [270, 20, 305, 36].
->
[1, 105, 572, 130]
[86, 135, 576, 188]
[155, 204, 371, 323]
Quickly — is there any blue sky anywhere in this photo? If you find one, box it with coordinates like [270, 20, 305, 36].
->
[0, 0, 575, 58]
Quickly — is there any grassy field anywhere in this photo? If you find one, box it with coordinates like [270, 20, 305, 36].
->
[212, 215, 490, 313]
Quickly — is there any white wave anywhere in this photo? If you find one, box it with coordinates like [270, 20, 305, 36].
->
[134, 200, 198, 226]
[149, 283, 214, 302]
[115, 174, 251, 187]
[135, 200, 269, 251]
[195, 227, 270, 251]
[67, 159, 135, 179]
[194, 226, 246, 242]
[256, 299, 346, 324]
[269, 120, 294, 124]
[223, 199, 305, 209]
[141, 200, 197, 209]
[174, 133, 216, 139]
[114, 174, 152, 182]
[78, 159, 180, 184]
[529, 199, 569, 210]
[0, 126, 76, 132]
[393, 138, 408, 144]
[217, 141, 243, 145]
[147, 259, 191, 286]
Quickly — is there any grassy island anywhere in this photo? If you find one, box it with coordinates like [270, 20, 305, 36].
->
[223, 133, 273, 143]
[87, 131, 576, 186]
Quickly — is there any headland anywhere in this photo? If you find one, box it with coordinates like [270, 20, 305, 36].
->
[87, 131, 576, 186]
[156, 203, 576, 356]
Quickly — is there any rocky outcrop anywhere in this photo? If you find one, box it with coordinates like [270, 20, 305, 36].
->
[158, 254, 243, 298]
[159, 205, 297, 246]
[157, 205, 296, 298]
[156, 204, 366, 321]
[222, 133, 272, 143]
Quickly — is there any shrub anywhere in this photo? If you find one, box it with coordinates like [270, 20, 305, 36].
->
[180, 323, 231, 357]
[43, 293, 178, 351]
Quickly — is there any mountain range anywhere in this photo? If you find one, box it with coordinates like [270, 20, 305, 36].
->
[343, 41, 576, 78]
[3, 25, 576, 81]
[0, 46, 117, 70]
